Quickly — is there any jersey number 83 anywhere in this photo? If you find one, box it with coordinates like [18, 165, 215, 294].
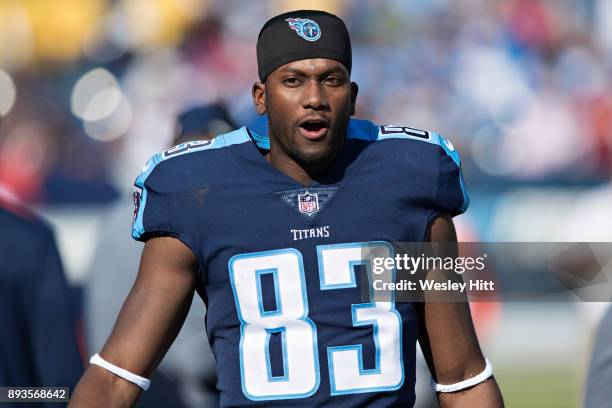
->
[229, 241, 404, 401]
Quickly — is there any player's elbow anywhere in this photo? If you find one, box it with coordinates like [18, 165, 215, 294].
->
[436, 357, 487, 385]
[69, 365, 143, 407]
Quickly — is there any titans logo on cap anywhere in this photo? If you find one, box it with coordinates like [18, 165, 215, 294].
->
[257, 10, 350, 80]
[286, 18, 321, 41]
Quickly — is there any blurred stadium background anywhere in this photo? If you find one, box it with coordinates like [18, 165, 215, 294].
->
[1, 0, 611, 406]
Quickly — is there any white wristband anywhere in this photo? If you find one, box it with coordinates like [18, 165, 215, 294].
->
[90, 354, 151, 391]
[431, 358, 493, 393]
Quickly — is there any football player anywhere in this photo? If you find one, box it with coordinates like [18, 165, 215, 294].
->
[71, 10, 503, 407]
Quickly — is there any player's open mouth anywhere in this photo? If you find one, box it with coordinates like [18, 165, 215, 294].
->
[299, 119, 329, 140]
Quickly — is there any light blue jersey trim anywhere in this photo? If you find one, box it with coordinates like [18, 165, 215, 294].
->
[248, 128, 270, 150]
[349, 119, 460, 161]
[434, 132, 470, 213]
[223, 126, 270, 150]
[131, 153, 162, 239]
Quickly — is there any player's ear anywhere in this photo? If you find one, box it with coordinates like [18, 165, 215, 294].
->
[350, 82, 358, 116]
[252, 82, 266, 115]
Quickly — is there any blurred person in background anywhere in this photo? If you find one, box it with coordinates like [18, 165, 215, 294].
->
[584, 306, 612, 408]
[0, 162, 83, 404]
[85, 103, 235, 408]
[174, 104, 236, 145]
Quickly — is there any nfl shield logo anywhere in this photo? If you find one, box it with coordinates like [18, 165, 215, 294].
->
[298, 191, 319, 216]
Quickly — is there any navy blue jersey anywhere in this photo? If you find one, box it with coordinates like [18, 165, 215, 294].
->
[132, 119, 468, 407]
[0, 204, 83, 405]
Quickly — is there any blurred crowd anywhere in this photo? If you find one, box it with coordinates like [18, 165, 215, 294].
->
[0, 0, 611, 207]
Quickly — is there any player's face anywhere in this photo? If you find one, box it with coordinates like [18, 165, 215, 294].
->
[253, 58, 358, 173]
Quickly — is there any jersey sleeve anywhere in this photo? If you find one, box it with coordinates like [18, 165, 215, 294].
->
[131, 154, 178, 241]
[433, 133, 469, 217]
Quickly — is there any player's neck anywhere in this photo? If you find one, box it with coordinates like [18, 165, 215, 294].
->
[265, 149, 337, 186]
[265, 153, 313, 186]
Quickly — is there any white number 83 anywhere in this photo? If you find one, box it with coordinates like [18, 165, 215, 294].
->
[228, 242, 404, 400]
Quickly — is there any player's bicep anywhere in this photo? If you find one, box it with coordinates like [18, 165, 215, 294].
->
[99, 236, 198, 378]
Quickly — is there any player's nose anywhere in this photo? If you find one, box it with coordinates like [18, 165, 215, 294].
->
[302, 80, 329, 111]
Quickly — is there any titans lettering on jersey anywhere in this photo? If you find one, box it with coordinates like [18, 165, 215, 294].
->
[131, 119, 468, 407]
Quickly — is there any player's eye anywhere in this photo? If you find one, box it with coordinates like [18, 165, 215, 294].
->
[323, 76, 344, 87]
[283, 77, 301, 87]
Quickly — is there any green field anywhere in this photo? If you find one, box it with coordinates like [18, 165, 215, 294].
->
[496, 366, 581, 408]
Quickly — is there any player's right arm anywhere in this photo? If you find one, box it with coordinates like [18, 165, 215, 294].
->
[69, 236, 197, 407]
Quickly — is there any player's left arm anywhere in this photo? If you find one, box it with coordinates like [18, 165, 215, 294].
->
[416, 215, 504, 407]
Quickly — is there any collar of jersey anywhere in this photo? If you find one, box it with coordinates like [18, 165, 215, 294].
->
[219, 120, 376, 192]
[220, 118, 379, 152]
